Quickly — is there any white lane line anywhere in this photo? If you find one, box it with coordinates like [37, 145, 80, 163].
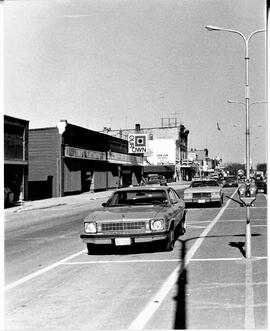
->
[245, 261, 255, 328]
[63, 256, 267, 265]
[191, 257, 243, 261]
[128, 189, 234, 330]
[5, 249, 86, 291]
[187, 221, 212, 223]
[63, 259, 182, 265]
[188, 225, 207, 229]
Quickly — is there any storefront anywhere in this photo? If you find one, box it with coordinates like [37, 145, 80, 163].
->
[4, 115, 29, 207]
[28, 121, 143, 200]
[143, 165, 175, 182]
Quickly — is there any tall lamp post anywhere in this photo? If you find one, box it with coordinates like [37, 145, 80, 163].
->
[205, 25, 266, 259]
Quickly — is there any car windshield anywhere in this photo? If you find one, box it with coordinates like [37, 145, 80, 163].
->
[107, 190, 168, 206]
[191, 180, 219, 187]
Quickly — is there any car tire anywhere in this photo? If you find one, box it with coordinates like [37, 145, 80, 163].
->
[86, 243, 96, 254]
[179, 212, 187, 236]
[164, 226, 175, 251]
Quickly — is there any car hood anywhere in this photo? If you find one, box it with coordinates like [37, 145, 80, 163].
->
[85, 205, 170, 222]
[184, 187, 221, 193]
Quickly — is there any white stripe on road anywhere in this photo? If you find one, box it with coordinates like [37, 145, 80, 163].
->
[63, 256, 267, 265]
[128, 190, 235, 330]
[188, 225, 207, 229]
[5, 249, 86, 291]
[245, 261, 255, 329]
[64, 259, 182, 264]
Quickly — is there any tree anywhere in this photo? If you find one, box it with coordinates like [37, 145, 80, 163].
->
[256, 163, 267, 174]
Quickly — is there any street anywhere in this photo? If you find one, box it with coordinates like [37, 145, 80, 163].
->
[4, 186, 267, 329]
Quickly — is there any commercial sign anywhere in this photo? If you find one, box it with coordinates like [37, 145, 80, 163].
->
[64, 146, 106, 161]
[147, 139, 175, 165]
[128, 134, 147, 154]
[107, 151, 143, 166]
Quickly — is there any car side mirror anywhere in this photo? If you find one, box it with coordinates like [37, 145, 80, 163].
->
[102, 202, 107, 207]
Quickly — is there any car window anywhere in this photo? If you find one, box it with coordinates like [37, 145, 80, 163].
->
[168, 189, 178, 204]
[107, 190, 168, 206]
[191, 181, 219, 187]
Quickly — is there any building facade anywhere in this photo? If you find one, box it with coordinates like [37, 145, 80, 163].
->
[106, 123, 189, 181]
[4, 115, 29, 206]
[28, 121, 143, 200]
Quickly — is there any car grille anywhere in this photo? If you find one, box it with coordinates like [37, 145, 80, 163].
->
[193, 192, 211, 198]
[100, 221, 146, 233]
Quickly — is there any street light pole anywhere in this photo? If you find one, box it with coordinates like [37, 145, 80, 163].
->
[205, 25, 266, 259]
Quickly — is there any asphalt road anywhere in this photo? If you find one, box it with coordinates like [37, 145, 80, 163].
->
[4, 186, 267, 329]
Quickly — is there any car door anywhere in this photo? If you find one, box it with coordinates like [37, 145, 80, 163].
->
[168, 189, 184, 228]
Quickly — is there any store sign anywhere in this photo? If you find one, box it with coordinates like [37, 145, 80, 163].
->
[128, 134, 147, 154]
[107, 151, 143, 166]
[147, 139, 175, 165]
[64, 146, 106, 161]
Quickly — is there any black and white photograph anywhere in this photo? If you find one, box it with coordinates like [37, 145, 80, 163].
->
[1, 0, 267, 329]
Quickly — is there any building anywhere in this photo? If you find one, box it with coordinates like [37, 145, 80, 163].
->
[4, 115, 29, 206]
[106, 122, 189, 181]
[187, 148, 222, 177]
[28, 121, 143, 200]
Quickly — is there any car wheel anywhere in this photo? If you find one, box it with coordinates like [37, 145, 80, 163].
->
[218, 195, 224, 207]
[179, 212, 187, 235]
[86, 243, 96, 254]
[164, 226, 174, 251]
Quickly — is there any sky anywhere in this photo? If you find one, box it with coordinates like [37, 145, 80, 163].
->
[3, 0, 267, 166]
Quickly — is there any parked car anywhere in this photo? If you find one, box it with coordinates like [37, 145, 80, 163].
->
[145, 174, 167, 186]
[255, 177, 267, 194]
[80, 186, 186, 253]
[183, 179, 224, 207]
[223, 175, 238, 188]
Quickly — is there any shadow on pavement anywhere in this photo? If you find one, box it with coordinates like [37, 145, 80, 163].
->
[173, 232, 262, 329]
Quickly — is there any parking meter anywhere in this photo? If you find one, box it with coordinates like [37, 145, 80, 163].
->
[238, 181, 257, 206]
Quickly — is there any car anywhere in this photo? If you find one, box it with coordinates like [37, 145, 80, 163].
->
[255, 177, 267, 194]
[183, 178, 224, 207]
[223, 175, 238, 188]
[145, 174, 167, 186]
[80, 186, 187, 253]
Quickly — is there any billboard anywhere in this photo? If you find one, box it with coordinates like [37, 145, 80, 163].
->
[128, 134, 147, 154]
[147, 139, 176, 165]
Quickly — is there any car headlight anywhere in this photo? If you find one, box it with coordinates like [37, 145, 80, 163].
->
[211, 192, 220, 198]
[184, 193, 192, 199]
[150, 219, 165, 231]
[84, 222, 97, 233]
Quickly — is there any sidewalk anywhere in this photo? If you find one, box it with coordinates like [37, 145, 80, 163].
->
[4, 181, 190, 216]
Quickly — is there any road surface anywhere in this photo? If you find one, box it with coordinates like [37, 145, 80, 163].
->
[4, 186, 267, 329]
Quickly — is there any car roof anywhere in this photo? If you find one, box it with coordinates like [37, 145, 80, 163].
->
[114, 186, 170, 192]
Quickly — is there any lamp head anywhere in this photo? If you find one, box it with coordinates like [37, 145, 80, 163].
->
[205, 25, 222, 31]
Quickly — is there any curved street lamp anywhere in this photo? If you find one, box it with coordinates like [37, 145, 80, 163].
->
[205, 25, 266, 259]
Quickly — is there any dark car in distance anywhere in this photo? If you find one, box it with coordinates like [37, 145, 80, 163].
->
[145, 174, 167, 186]
[255, 177, 267, 194]
[223, 175, 238, 188]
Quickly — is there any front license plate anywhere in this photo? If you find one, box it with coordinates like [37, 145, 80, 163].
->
[115, 238, 131, 246]
[198, 199, 206, 203]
